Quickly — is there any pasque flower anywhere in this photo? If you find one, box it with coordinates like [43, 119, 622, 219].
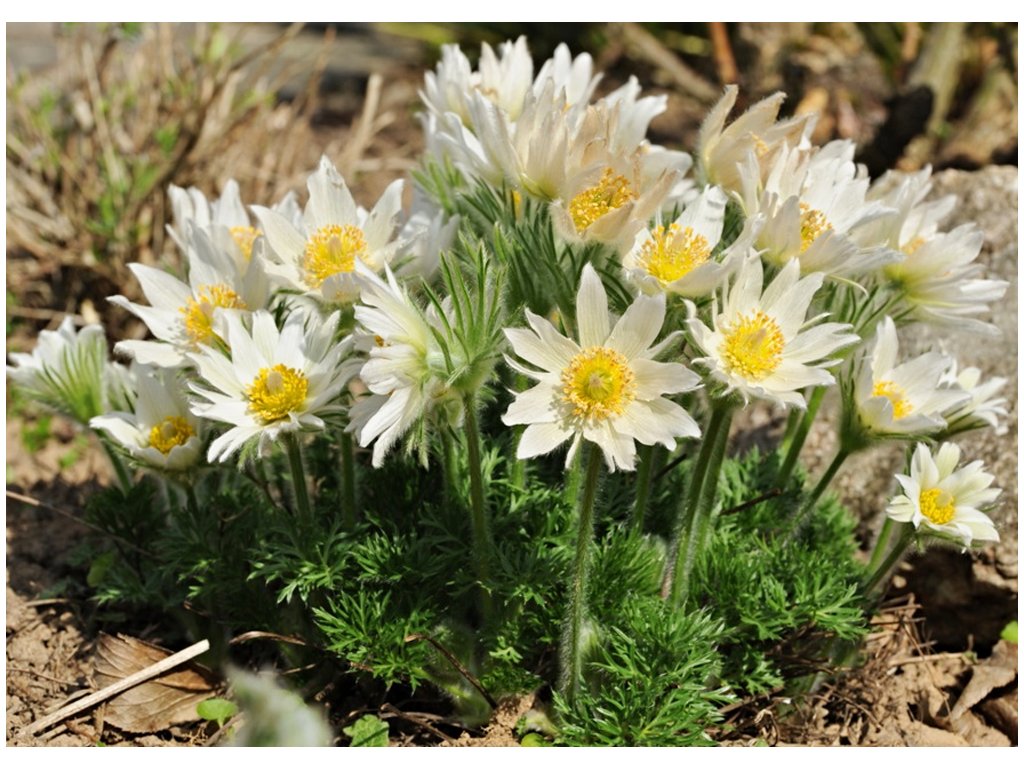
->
[687, 257, 858, 409]
[502, 263, 701, 471]
[887, 442, 1000, 548]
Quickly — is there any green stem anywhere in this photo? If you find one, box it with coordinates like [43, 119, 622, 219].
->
[789, 446, 851, 539]
[630, 444, 655, 533]
[509, 429, 526, 490]
[866, 516, 895, 576]
[559, 442, 602, 705]
[285, 433, 312, 522]
[564, 448, 583, 509]
[777, 387, 826, 488]
[661, 399, 734, 607]
[777, 406, 803, 456]
[340, 431, 357, 531]
[463, 396, 495, 623]
[98, 436, 132, 493]
[863, 523, 914, 595]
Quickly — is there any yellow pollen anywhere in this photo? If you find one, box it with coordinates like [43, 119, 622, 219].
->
[751, 134, 770, 157]
[179, 284, 248, 346]
[719, 311, 785, 381]
[568, 168, 637, 233]
[229, 226, 261, 260]
[301, 224, 369, 289]
[871, 379, 912, 419]
[799, 203, 833, 253]
[902, 236, 926, 256]
[561, 346, 636, 420]
[147, 416, 195, 455]
[919, 487, 955, 526]
[246, 364, 309, 424]
[638, 224, 712, 285]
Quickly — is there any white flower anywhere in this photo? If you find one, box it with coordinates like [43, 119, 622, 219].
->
[392, 189, 459, 280]
[90, 365, 202, 472]
[188, 309, 357, 462]
[883, 222, 1008, 335]
[350, 264, 458, 467]
[501, 263, 701, 472]
[111, 229, 270, 369]
[622, 185, 758, 298]
[852, 317, 968, 438]
[697, 85, 812, 194]
[940, 362, 1008, 436]
[855, 166, 956, 253]
[743, 141, 897, 278]
[887, 443, 1000, 548]
[167, 179, 301, 270]
[252, 156, 404, 305]
[688, 257, 858, 409]
[7, 316, 111, 424]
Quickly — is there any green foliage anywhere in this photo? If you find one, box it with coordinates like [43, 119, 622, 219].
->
[555, 598, 730, 746]
[197, 698, 238, 727]
[343, 714, 390, 747]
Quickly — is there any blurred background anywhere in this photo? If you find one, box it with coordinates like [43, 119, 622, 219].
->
[6, 21, 1018, 344]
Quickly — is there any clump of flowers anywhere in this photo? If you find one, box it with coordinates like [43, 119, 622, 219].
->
[7, 37, 1009, 747]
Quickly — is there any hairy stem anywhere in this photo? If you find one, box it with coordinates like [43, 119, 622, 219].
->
[285, 432, 312, 522]
[777, 386, 826, 488]
[98, 436, 132, 493]
[863, 523, 914, 595]
[463, 396, 495, 623]
[339, 430, 357, 531]
[630, 444, 655, 533]
[559, 442, 602, 705]
[662, 399, 734, 607]
[788, 446, 852, 539]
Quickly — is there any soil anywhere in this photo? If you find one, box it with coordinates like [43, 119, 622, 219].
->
[5, 22, 1019, 747]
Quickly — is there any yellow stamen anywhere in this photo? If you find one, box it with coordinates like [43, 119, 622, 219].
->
[919, 487, 955, 526]
[872, 379, 912, 419]
[301, 224, 368, 289]
[719, 311, 785, 381]
[246, 364, 309, 423]
[561, 346, 636, 420]
[799, 203, 833, 253]
[568, 169, 637, 233]
[229, 226, 261, 261]
[148, 416, 195, 455]
[902, 236, 926, 256]
[751, 134, 770, 157]
[638, 224, 712, 285]
[180, 284, 248, 346]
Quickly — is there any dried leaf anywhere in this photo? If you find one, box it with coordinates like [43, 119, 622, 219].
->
[949, 640, 1018, 721]
[93, 633, 218, 734]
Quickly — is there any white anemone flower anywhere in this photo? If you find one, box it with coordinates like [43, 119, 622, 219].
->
[622, 185, 759, 298]
[350, 264, 458, 468]
[501, 263, 701, 472]
[167, 179, 301, 270]
[939, 362, 1008, 436]
[188, 309, 357, 462]
[688, 257, 858, 409]
[6, 316, 110, 424]
[883, 223, 1007, 335]
[252, 156, 404, 305]
[743, 141, 897, 278]
[697, 85, 813, 194]
[852, 317, 968, 438]
[90, 365, 202, 472]
[887, 443, 1000, 548]
[855, 166, 956, 254]
[111, 228, 270, 369]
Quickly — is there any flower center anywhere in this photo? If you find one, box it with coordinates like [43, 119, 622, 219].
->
[568, 168, 637, 233]
[148, 416, 195, 455]
[871, 379, 912, 419]
[180, 284, 248, 346]
[719, 311, 785, 381]
[919, 487, 955, 526]
[799, 203, 833, 253]
[246, 364, 309, 423]
[301, 224, 369, 289]
[638, 224, 712, 285]
[561, 346, 636, 420]
[229, 226, 261, 260]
